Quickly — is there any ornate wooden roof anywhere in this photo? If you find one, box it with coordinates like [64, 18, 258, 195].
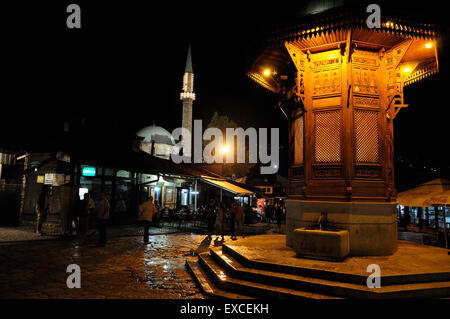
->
[248, 6, 440, 91]
[268, 11, 436, 45]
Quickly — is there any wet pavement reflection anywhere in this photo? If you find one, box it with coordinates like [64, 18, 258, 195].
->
[0, 233, 230, 299]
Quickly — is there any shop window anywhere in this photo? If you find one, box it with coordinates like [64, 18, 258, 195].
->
[104, 168, 114, 176]
[181, 189, 189, 206]
[116, 170, 131, 178]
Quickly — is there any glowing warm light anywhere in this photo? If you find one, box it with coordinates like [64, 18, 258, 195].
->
[425, 43, 432, 49]
[403, 67, 411, 73]
[221, 145, 229, 154]
[263, 69, 271, 76]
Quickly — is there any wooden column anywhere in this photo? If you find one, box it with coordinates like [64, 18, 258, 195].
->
[443, 205, 448, 249]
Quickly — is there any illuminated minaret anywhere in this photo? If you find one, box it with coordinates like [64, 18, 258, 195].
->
[180, 44, 195, 158]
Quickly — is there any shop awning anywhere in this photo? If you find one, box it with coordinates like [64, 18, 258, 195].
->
[397, 178, 450, 207]
[201, 177, 255, 196]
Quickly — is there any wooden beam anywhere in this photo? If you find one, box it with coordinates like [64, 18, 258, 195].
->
[346, 29, 353, 63]
[434, 42, 440, 73]
[385, 38, 413, 70]
[284, 41, 307, 71]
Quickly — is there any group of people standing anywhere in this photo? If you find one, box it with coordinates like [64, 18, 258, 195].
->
[36, 190, 111, 246]
[264, 201, 285, 233]
[74, 192, 110, 246]
[35, 189, 275, 246]
[205, 198, 245, 241]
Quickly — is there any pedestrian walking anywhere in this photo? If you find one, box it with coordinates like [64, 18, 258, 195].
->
[87, 192, 96, 232]
[243, 203, 251, 225]
[265, 203, 273, 224]
[72, 196, 81, 235]
[206, 198, 217, 238]
[95, 193, 110, 246]
[35, 187, 49, 236]
[230, 202, 236, 239]
[234, 202, 244, 239]
[215, 202, 226, 241]
[78, 192, 94, 245]
[275, 202, 284, 233]
[139, 195, 158, 244]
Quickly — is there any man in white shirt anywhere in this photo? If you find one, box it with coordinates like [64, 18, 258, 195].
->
[139, 196, 158, 244]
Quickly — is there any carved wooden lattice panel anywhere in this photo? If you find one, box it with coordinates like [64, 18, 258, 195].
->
[314, 110, 342, 163]
[294, 116, 304, 165]
[354, 109, 380, 163]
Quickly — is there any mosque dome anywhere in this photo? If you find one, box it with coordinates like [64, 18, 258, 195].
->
[136, 124, 175, 145]
[297, 0, 355, 17]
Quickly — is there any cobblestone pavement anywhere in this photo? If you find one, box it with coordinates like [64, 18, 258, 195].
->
[0, 232, 220, 299]
[0, 224, 192, 243]
[1, 221, 278, 243]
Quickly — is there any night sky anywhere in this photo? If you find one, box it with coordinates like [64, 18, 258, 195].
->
[1, 1, 449, 188]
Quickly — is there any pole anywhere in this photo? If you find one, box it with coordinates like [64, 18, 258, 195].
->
[194, 178, 197, 212]
[443, 205, 448, 249]
[434, 205, 439, 240]
[417, 206, 423, 231]
[0, 163, 2, 181]
[19, 154, 30, 223]
[404, 206, 410, 231]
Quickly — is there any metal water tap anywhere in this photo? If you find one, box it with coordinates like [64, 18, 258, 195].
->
[318, 212, 328, 230]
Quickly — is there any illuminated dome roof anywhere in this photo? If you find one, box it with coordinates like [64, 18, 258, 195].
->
[136, 124, 175, 145]
[299, 0, 347, 16]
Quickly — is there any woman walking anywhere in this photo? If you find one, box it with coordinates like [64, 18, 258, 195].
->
[215, 202, 226, 241]
[206, 198, 217, 239]
[275, 202, 284, 233]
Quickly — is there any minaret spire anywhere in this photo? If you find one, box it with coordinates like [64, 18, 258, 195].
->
[180, 44, 195, 159]
[185, 44, 193, 74]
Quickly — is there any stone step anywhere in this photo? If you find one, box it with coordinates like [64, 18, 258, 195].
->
[210, 248, 450, 299]
[222, 244, 450, 286]
[197, 253, 341, 299]
[185, 260, 253, 299]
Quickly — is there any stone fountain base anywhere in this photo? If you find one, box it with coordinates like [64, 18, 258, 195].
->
[186, 235, 450, 299]
[293, 228, 350, 261]
[286, 200, 398, 256]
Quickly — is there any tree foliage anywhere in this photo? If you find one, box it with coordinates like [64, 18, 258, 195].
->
[205, 112, 255, 178]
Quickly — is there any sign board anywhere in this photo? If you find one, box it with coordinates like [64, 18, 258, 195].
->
[82, 167, 96, 177]
[79, 188, 89, 200]
[53, 174, 65, 186]
[44, 173, 54, 185]
[37, 175, 45, 184]
[43, 173, 66, 186]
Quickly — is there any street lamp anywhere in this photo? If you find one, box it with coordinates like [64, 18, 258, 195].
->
[221, 145, 229, 155]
